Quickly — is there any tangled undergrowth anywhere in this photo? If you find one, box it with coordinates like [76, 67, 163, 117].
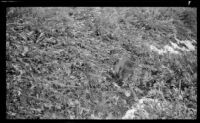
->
[6, 7, 196, 119]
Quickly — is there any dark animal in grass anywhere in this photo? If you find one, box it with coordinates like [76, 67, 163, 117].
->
[113, 56, 135, 86]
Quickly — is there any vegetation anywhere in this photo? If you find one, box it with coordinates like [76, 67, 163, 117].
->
[6, 7, 197, 119]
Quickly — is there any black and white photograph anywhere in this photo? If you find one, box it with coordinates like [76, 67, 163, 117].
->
[6, 7, 197, 119]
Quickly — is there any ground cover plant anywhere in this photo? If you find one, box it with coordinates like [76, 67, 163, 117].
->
[6, 7, 197, 119]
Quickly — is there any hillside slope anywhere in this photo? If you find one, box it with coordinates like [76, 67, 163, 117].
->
[6, 7, 197, 119]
